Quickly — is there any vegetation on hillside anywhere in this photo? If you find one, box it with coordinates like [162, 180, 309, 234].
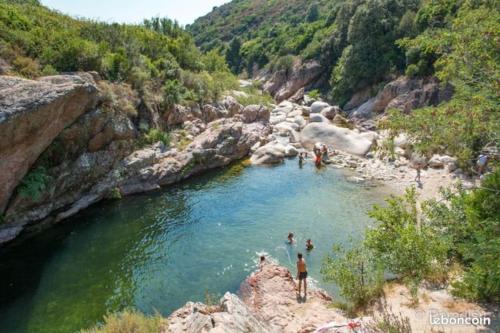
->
[0, 0, 237, 108]
[189, 0, 421, 104]
[323, 170, 500, 312]
[383, 0, 500, 169]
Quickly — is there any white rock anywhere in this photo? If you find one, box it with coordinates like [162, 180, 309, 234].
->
[309, 113, 329, 123]
[310, 101, 330, 114]
[300, 123, 376, 156]
[284, 145, 299, 157]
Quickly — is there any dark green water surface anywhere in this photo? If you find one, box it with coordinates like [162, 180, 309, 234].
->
[0, 160, 387, 333]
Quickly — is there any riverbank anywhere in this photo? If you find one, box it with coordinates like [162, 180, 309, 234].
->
[164, 263, 496, 333]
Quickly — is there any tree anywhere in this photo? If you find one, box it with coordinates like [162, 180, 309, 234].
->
[306, 3, 320, 23]
[225, 37, 242, 74]
[322, 244, 384, 314]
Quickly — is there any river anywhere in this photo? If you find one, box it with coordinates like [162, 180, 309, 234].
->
[0, 159, 387, 333]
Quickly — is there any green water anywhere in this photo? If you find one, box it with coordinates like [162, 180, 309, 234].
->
[0, 160, 387, 333]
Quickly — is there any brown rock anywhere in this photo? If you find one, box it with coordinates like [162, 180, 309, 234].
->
[264, 60, 323, 103]
[0, 74, 98, 213]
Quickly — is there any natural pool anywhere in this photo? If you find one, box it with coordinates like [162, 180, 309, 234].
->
[0, 159, 388, 333]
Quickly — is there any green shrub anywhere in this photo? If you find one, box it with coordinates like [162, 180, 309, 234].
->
[80, 309, 165, 333]
[18, 166, 51, 200]
[306, 89, 321, 100]
[365, 187, 449, 296]
[423, 170, 500, 302]
[144, 128, 170, 146]
[322, 244, 384, 315]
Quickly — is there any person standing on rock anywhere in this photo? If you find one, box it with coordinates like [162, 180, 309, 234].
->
[414, 165, 421, 184]
[296, 253, 308, 298]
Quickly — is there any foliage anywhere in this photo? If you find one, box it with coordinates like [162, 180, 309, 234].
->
[99, 81, 139, 118]
[234, 86, 273, 107]
[144, 128, 170, 146]
[0, 0, 239, 110]
[80, 309, 164, 333]
[365, 187, 449, 294]
[322, 244, 384, 314]
[306, 89, 321, 100]
[18, 166, 51, 200]
[108, 188, 122, 200]
[385, 2, 500, 169]
[423, 170, 500, 302]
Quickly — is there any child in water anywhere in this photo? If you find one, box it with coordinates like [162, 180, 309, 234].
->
[306, 239, 314, 251]
[287, 232, 295, 244]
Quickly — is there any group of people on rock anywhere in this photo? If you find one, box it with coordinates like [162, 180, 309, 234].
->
[259, 233, 314, 299]
[298, 144, 334, 168]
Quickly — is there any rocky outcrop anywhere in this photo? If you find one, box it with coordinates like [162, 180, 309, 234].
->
[0, 74, 99, 214]
[349, 76, 452, 119]
[0, 74, 272, 245]
[301, 123, 377, 156]
[168, 293, 273, 333]
[168, 264, 350, 333]
[1, 115, 270, 244]
[263, 60, 323, 103]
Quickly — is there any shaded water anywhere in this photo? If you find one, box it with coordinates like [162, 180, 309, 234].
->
[0, 160, 387, 333]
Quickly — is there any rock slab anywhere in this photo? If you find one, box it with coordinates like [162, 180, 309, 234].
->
[0, 74, 99, 214]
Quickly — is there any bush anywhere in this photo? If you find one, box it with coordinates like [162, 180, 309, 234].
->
[12, 55, 40, 78]
[99, 81, 139, 118]
[80, 309, 165, 333]
[18, 166, 51, 200]
[144, 128, 170, 146]
[365, 187, 449, 296]
[322, 244, 384, 315]
[423, 170, 500, 302]
[306, 89, 321, 100]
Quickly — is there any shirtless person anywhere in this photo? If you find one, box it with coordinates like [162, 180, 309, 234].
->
[296, 253, 308, 297]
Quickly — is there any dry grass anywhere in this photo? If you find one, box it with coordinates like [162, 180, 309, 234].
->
[81, 309, 166, 333]
[99, 81, 140, 118]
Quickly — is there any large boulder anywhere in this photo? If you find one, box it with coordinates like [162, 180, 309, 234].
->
[250, 142, 286, 165]
[264, 60, 323, 103]
[309, 113, 329, 123]
[0, 74, 99, 214]
[321, 106, 340, 120]
[310, 101, 330, 114]
[222, 95, 243, 116]
[350, 98, 376, 119]
[373, 76, 452, 114]
[301, 123, 376, 156]
[241, 105, 270, 123]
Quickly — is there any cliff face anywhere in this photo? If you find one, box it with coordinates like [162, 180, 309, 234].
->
[0, 74, 99, 215]
[0, 73, 271, 245]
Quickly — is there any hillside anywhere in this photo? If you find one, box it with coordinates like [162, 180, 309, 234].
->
[189, 0, 421, 101]
[190, 0, 499, 168]
[0, 0, 238, 108]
